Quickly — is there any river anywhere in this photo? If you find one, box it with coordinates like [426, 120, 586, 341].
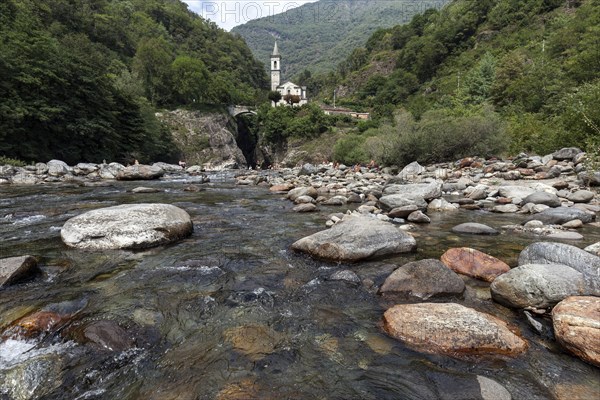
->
[1, 173, 598, 399]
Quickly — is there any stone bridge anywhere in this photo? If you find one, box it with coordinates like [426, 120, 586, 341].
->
[228, 105, 257, 117]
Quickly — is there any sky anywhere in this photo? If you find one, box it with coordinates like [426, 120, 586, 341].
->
[184, 0, 319, 31]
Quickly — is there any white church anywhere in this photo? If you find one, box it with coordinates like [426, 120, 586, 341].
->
[270, 42, 308, 107]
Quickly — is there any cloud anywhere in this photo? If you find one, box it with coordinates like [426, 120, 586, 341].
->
[183, 1, 318, 31]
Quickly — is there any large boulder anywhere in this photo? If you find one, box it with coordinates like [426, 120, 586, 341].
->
[579, 171, 600, 186]
[61, 204, 193, 250]
[451, 223, 499, 235]
[567, 190, 595, 203]
[497, 185, 536, 200]
[47, 159, 70, 177]
[383, 303, 527, 357]
[522, 207, 594, 225]
[379, 194, 427, 212]
[521, 191, 561, 207]
[552, 296, 600, 367]
[99, 162, 125, 179]
[490, 264, 591, 309]
[382, 181, 442, 200]
[553, 147, 582, 160]
[0, 255, 38, 287]
[441, 248, 510, 282]
[116, 165, 165, 180]
[517, 242, 600, 292]
[291, 216, 416, 262]
[398, 161, 424, 178]
[379, 259, 465, 300]
[287, 186, 318, 201]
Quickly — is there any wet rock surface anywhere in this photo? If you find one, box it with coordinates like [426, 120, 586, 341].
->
[61, 203, 193, 250]
[0, 255, 38, 287]
[291, 215, 416, 262]
[441, 248, 510, 282]
[383, 303, 527, 357]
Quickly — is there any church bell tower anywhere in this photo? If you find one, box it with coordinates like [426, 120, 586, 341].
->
[270, 41, 281, 91]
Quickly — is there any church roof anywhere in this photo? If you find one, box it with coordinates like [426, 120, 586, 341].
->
[271, 41, 280, 57]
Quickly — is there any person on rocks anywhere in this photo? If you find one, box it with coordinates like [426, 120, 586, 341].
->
[178, 160, 186, 169]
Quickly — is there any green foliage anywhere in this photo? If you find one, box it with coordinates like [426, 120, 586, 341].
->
[268, 91, 282, 103]
[0, 0, 267, 164]
[333, 133, 370, 165]
[0, 156, 26, 167]
[232, 0, 449, 78]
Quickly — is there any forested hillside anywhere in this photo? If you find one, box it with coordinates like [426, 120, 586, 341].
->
[231, 0, 448, 80]
[0, 0, 268, 165]
[308, 0, 600, 166]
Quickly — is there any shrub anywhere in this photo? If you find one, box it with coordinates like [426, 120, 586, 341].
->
[0, 156, 26, 167]
[333, 134, 370, 165]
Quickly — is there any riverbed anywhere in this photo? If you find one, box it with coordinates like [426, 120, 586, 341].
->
[1, 173, 599, 399]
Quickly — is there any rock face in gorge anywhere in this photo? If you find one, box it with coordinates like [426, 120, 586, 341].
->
[61, 204, 193, 250]
[383, 303, 527, 357]
[158, 110, 247, 170]
[291, 215, 416, 262]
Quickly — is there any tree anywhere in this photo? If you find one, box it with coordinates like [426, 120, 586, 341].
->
[283, 94, 301, 105]
[132, 37, 174, 105]
[268, 90, 282, 104]
[171, 55, 209, 104]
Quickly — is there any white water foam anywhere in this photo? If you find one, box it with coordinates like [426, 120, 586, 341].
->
[0, 338, 74, 370]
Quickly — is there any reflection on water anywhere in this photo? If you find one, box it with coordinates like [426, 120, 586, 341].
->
[0, 174, 598, 399]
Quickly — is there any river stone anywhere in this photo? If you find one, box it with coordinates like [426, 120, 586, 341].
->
[329, 269, 361, 285]
[521, 191, 561, 207]
[579, 171, 600, 186]
[490, 264, 590, 309]
[407, 210, 430, 223]
[99, 162, 126, 179]
[584, 242, 600, 256]
[523, 207, 594, 225]
[293, 203, 317, 213]
[224, 324, 282, 361]
[379, 194, 427, 211]
[1, 354, 62, 400]
[451, 222, 499, 235]
[299, 163, 317, 176]
[382, 181, 442, 200]
[294, 195, 315, 204]
[0, 255, 38, 287]
[561, 219, 583, 229]
[287, 186, 318, 201]
[11, 172, 39, 185]
[398, 161, 425, 178]
[428, 198, 459, 212]
[116, 164, 164, 180]
[152, 162, 182, 172]
[291, 216, 416, 262]
[61, 203, 193, 250]
[567, 190, 595, 203]
[383, 303, 527, 357]
[546, 231, 584, 240]
[72, 163, 98, 175]
[47, 159, 70, 176]
[492, 204, 520, 213]
[388, 205, 419, 218]
[552, 296, 600, 367]
[131, 186, 162, 193]
[269, 183, 294, 192]
[441, 248, 510, 282]
[553, 147, 582, 160]
[498, 185, 536, 200]
[517, 242, 600, 292]
[379, 259, 465, 300]
[321, 195, 348, 206]
[83, 320, 134, 351]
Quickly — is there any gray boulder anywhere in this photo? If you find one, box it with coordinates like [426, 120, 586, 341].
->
[0, 255, 38, 287]
[553, 147, 582, 160]
[380, 259, 465, 300]
[518, 242, 600, 292]
[579, 171, 600, 186]
[291, 215, 417, 262]
[451, 222, 499, 235]
[398, 161, 425, 178]
[299, 163, 318, 176]
[99, 162, 125, 179]
[61, 203, 193, 250]
[116, 165, 164, 180]
[379, 194, 427, 211]
[568, 190, 595, 203]
[287, 186, 318, 201]
[522, 207, 594, 225]
[382, 181, 442, 200]
[521, 191, 561, 207]
[73, 163, 99, 175]
[490, 264, 591, 309]
[47, 159, 70, 177]
[498, 185, 536, 200]
[152, 162, 183, 173]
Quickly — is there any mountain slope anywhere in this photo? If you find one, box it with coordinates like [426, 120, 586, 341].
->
[231, 0, 448, 79]
[0, 0, 267, 164]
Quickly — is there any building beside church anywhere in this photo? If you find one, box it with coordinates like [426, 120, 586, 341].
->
[270, 42, 308, 107]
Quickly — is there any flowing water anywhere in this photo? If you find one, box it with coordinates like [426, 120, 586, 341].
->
[0, 173, 599, 400]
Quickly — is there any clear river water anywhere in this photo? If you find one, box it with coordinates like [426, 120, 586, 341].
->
[0, 172, 598, 399]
